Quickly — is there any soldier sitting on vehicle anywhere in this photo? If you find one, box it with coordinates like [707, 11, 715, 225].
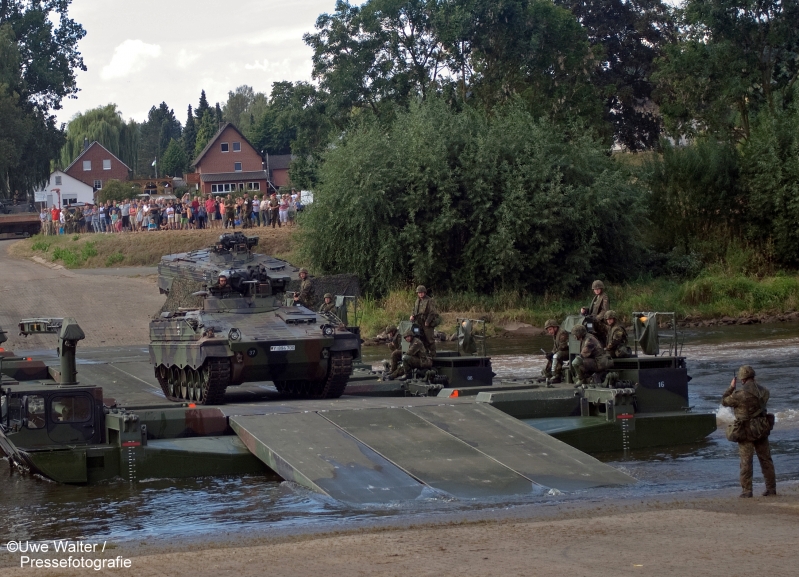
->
[604, 311, 631, 358]
[570, 324, 613, 386]
[543, 319, 569, 383]
[383, 326, 403, 379]
[581, 280, 609, 345]
[319, 293, 336, 314]
[387, 328, 433, 381]
[209, 274, 234, 297]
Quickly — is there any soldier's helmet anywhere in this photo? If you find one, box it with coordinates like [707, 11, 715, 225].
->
[416, 285, 426, 294]
[324, 293, 333, 300]
[386, 325, 397, 334]
[299, 267, 308, 275]
[544, 319, 559, 330]
[605, 310, 617, 320]
[571, 325, 587, 338]
[592, 280, 605, 290]
[403, 328, 414, 338]
[738, 365, 756, 380]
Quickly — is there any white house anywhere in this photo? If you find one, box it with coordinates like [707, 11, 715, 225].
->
[34, 171, 95, 208]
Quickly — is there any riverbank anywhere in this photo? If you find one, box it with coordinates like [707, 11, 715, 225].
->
[2, 484, 796, 576]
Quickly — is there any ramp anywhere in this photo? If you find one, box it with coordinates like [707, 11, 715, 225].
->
[230, 413, 426, 504]
[231, 403, 634, 503]
[408, 404, 634, 490]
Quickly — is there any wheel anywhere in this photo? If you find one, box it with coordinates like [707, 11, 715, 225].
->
[276, 352, 353, 400]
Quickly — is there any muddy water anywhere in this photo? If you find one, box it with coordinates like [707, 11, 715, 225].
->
[2, 325, 798, 542]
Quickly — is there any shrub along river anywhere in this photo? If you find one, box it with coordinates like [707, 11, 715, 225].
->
[1, 324, 797, 543]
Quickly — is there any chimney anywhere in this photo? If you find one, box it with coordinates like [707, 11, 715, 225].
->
[83, 137, 89, 151]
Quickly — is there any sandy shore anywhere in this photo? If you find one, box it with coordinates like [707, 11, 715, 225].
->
[2, 485, 796, 576]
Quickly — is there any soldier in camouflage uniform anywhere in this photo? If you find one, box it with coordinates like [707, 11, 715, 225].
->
[570, 324, 613, 385]
[543, 319, 569, 383]
[385, 325, 402, 377]
[604, 311, 631, 358]
[409, 285, 439, 357]
[581, 280, 610, 345]
[209, 274, 233, 297]
[722, 365, 777, 498]
[318, 293, 336, 314]
[293, 268, 314, 308]
[388, 328, 432, 381]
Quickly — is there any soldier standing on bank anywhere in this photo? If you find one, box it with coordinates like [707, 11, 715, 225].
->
[604, 311, 631, 358]
[293, 268, 314, 308]
[722, 365, 777, 498]
[570, 325, 613, 385]
[409, 285, 439, 357]
[543, 319, 569, 383]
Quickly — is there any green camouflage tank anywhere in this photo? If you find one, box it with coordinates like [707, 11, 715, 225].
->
[149, 234, 359, 404]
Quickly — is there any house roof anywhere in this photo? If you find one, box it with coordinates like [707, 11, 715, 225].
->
[266, 154, 294, 170]
[200, 170, 269, 183]
[191, 122, 263, 168]
[64, 141, 132, 173]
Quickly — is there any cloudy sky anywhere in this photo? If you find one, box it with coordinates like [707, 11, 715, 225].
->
[56, 0, 336, 124]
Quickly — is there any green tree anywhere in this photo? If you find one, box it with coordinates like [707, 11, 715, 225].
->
[299, 97, 645, 295]
[97, 179, 141, 203]
[59, 104, 138, 170]
[193, 109, 219, 159]
[183, 105, 197, 162]
[160, 138, 188, 176]
[195, 89, 210, 121]
[137, 102, 181, 176]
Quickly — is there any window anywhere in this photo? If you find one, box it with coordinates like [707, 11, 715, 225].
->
[54, 176, 62, 185]
[211, 184, 218, 193]
[247, 182, 260, 191]
[233, 142, 241, 152]
[62, 195, 77, 206]
[234, 162, 242, 172]
[103, 159, 111, 170]
[220, 143, 229, 152]
[51, 395, 92, 422]
[26, 395, 45, 429]
[94, 180, 102, 190]
[238, 183, 245, 191]
[83, 160, 91, 171]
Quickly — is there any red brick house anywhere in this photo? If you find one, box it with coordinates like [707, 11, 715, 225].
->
[266, 154, 293, 188]
[64, 141, 131, 190]
[192, 123, 271, 195]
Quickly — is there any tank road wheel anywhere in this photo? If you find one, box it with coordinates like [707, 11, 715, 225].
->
[155, 361, 229, 404]
[156, 365, 174, 400]
[276, 351, 353, 400]
[197, 359, 231, 405]
[178, 368, 189, 399]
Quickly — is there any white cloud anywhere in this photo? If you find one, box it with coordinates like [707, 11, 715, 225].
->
[101, 40, 162, 80]
[177, 49, 200, 69]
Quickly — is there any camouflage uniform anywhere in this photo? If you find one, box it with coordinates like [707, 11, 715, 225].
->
[571, 328, 612, 384]
[544, 322, 569, 381]
[394, 335, 432, 380]
[588, 280, 609, 345]
[605, 320, 631, 358]
[386, 327, 402, 375]
[319, 301, 337, 315]
[412, 288, 439, 357]
[722, 367, 776, 497]
[296, 276, 314, 308]
[224, 199, 236, 228]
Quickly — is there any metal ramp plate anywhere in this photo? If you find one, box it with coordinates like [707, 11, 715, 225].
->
[324, 407, 534, 499]
[409, 404, 635, 490]
[230, 413, 425, 504]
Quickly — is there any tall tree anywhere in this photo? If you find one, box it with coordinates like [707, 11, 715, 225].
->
[0, 1, 86, 196]
[195, 89, 210, 121]
[59, 104, 138, 170]
[137, 102, 181, 176]
[183, 104, 197, 162]
[160, 138, 188, 177]
[193, 109, 219, 159]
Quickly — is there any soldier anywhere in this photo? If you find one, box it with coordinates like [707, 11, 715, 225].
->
[388, 328, 432, 381]
[409, 285, 439, 357]
[604, 311, 631, 358]
[570, 325, 613, 385]
[269, 193, 280, 228]
[242, 193, 252, 228]
[543, 319, 569, 383]
[385, 325, 403, 378]
[293, 268, 314, 308]
[319, 293, 337, 314]
[209, 274, 233, 297]
[722, 366, 777, 498]
[581, 280, 610, 344]
[224, 195, 236, 229]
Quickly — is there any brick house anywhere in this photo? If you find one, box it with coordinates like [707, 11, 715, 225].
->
[192, 123, 270, 195]
[266, 154, 294, 188]
[64, 141, 131, 190]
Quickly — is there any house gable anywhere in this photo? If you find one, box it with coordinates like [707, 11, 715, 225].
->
[192, 123, 264, 174]
[64, 141, 131, 189]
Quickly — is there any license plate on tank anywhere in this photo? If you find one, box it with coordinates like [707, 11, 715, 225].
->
[270, 345, 296, 351]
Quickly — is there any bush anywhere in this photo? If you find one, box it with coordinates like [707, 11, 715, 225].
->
[105, 251, 125, 267]
[31, 238, 51, 252]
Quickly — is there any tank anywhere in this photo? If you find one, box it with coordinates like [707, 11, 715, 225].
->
[149, 233, 360, 404]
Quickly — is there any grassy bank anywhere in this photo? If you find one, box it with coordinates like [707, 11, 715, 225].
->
[359, 275, 799, 338]
[9, 228, 295, 269]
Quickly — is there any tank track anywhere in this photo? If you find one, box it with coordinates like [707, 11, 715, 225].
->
[155, 358, 231, 405]
[275, 351, 352, 399]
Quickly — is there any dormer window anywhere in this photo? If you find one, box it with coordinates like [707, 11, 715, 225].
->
[221, 143, 229, 152]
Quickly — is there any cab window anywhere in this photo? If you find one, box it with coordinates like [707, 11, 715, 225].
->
[51, 395, 92, 423]
[25, 395, 46, 429]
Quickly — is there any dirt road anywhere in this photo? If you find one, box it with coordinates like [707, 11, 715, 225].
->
[0, 240, 164, 349]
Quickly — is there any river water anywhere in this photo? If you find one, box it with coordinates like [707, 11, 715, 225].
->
[1, 324, 798, 542]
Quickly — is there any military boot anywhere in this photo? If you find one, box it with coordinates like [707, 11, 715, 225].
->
[762, 489, 777, 496]
[739, 491, 753, 498]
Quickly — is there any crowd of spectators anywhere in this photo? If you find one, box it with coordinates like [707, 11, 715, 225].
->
[39, 191, 303, 235]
